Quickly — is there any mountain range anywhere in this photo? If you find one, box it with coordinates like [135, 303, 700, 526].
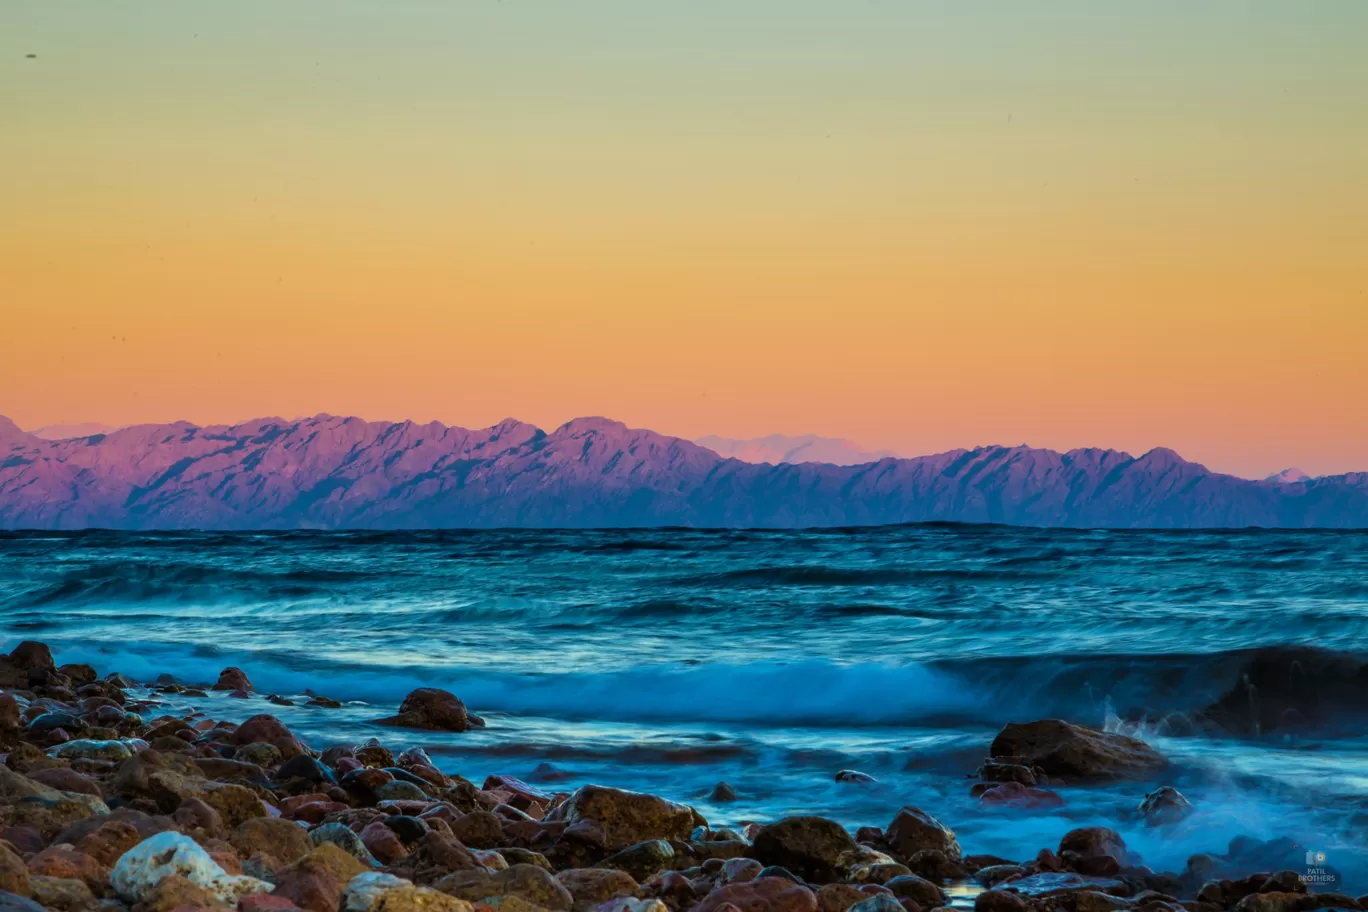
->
[2, 413, 1366, 530]
[694, 434, 897, 466]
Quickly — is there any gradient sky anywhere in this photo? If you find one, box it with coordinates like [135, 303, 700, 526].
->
[3, 2, 1366, 478]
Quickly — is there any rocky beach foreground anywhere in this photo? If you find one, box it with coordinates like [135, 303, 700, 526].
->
[0, 641, 1358, 912]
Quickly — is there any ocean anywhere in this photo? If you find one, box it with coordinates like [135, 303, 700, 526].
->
[2, 526, 1366, 889]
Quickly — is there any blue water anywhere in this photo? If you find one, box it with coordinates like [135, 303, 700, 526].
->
[2, 527, 1367, 888]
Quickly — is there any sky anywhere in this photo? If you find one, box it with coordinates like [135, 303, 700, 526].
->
[2, 2, 1366, 479]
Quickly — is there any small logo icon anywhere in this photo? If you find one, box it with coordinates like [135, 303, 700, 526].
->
[1301, 850, 1339, 890]
[1305, 850, 1326, 866]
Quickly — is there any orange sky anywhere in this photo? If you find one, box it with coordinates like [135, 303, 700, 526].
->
[2, 3, 1366, 478]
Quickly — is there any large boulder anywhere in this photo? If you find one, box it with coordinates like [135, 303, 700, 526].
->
[212, 667, 255, 692]
[232, 715, 311, 759]
[231, 817, 315, 866]
[557, 786, 697, 852]
[988, 720, 1167, 781]
[374, 688, 472, 732]
[1058, 828, 1128, 864]
[555, 868, 639, 912]
[750, 816, 859, 882]
[882, 807, 961, 862]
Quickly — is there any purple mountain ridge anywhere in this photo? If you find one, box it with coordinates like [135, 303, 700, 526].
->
[2, 413, 1366, 529]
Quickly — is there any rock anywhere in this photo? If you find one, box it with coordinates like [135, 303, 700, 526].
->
[846, 895, 904, 912]
[312, 823, 381, 868]
[374, 689, 472, 732]
[1058, 828, 1127, 864]
[448, 811, 503, 850]
[213, 667, 255, 692]
[905, 850, 964, 882]
[1137, 787, 1192, 826]
[233, 817, 315, 866]
[75, 818, 149, 866]
[592, 900, 669, 912]
[1233, 892, 1310, 912]
[27, 875, 98, 912]
[816, 884, 867, 912]
[241, 895, 304, 912]
[343, 872, 412, 912]
[600, 840, 675, 882]
[692, 877, 819, 912]
[558, 786, 697, 852]
[882, 875, 946, 908]
[977, 782, 1065, 810]
[709, 782, 738, 802]
[233, 715, 311, 760]
[555, 868, 639, 912]
[974, 891, 1026, 912]
[25, 846, 107, 897]
[376, 780, 429, 803]
[238, 742, 285, 768]
[0, 892, 45, 912]
[48, 739, 132, 762]
[435, 864, 573, 910]
[751, 816, 859, 882]
[835, 771, 877, 784]
[0, 843, 30, 897]
[27, 767, 102, 798]
[724, 859, 764, 884]
[272, 857, 342, 912]
[109, 830, 272, 905]
[132, 872, 228, 912]
[988, 721, 1167, 782]
[973, 866, 1025, 888]
[883, 808, 961, 863]
[364, 821, 410, 865]
[979, 764, 1036, 786]
[277, 755, 335, 785]
[9, 641, 55, 672]
[383, 831, 480, 885]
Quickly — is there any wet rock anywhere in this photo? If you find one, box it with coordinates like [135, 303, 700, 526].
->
[448, 810, 503, 850]
[882, 875, 945, 908]
[311, 822, 381, 868]
[977, 782, 1065, 810]
[241, 895, 304, 912]
[998, 873, 1128, 899]
[846, 894, 904, 912]
[277, 754, 336, 786]
[233, 715, 311, 760]
[979, 764, 1036, 787]
[1058, 828, 1128, 864]
[555, 868, 639, 912]
[724, 858, 764, 884]
[988, 721, 1167, 782]
[376, 780, 429, 803]
[238, 742, 286, 768]
[9, 641, 55, 673]
[692, 877, 819, 912]
[974, 890, 1026, 912]
[1137, 787, 1192, 826]
[213, 667, 255, 692]
[435, 863, 574, 910]
[232, 817, 315, 866]
[973, 866, 1025, 888]
[133, 872, 227, 912]
[883, 808, 961, 863]
[600, 840, 675, 882]
[751, 816, 859, 882]
[558, 786, 697, 852]
[835, 771, 877, 784]
[905, 850, 965, 882]
[383, 830, 481, 885]
[109, 830, 272, 905]
[364, 821, 410, 864]
[710, 783, 738, 803]
[374, 689, 473, 732]
[26, 766, 102, 798]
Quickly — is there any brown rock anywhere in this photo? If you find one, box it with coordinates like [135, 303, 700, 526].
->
[137, 872, 230, 912]
[882, 808, 960, 864]
[558, 786, 696, 852]
[989, 720, 1167, 781]
[817, 884, 867, 912]
[174, 796, 227, 841]
[232, 817, 314, 866]
[28, 874, 99, 912]
[0, 842, 31, 897]
[973, 891, 1026, 912]
[436, 863, 573, 910]
[212, 667, 255, 692]
[363, 821, 410, 864]
[450, 811, 505, 850]
[880, 876, 945, 909]
[9, 641, 55, 672]
[271, 858, 341, 912]
[27, 768, 102, 798]
[1057, 828, 1127, 864]
[751, 816, 859, 882]
[555, 868, 639, 912]
[694, 878, 819, 912]
[231, 715, 309, 760]
[26, 847, 107, 897]
[375, 688, 473, 732]
[384, 830, 481, 885]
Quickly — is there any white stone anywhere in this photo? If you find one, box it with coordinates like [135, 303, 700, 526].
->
[111, 830, 272, 904]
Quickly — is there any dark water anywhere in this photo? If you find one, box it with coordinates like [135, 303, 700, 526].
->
[3, 527, 1367, 888]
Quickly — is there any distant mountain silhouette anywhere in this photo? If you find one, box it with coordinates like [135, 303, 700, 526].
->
[696, 434, 896, 466]
[2, 413, 1366, 529]
[28, 422, 118, 440]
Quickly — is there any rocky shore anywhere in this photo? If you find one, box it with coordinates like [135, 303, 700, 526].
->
[0, 641, 1358, 912]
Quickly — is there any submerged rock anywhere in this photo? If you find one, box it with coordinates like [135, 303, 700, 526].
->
[883, 807, 961, 862]
[1137, 786, 1193, 826]
[374, 688, 473, 732]
[988, 720, 1168, 781]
